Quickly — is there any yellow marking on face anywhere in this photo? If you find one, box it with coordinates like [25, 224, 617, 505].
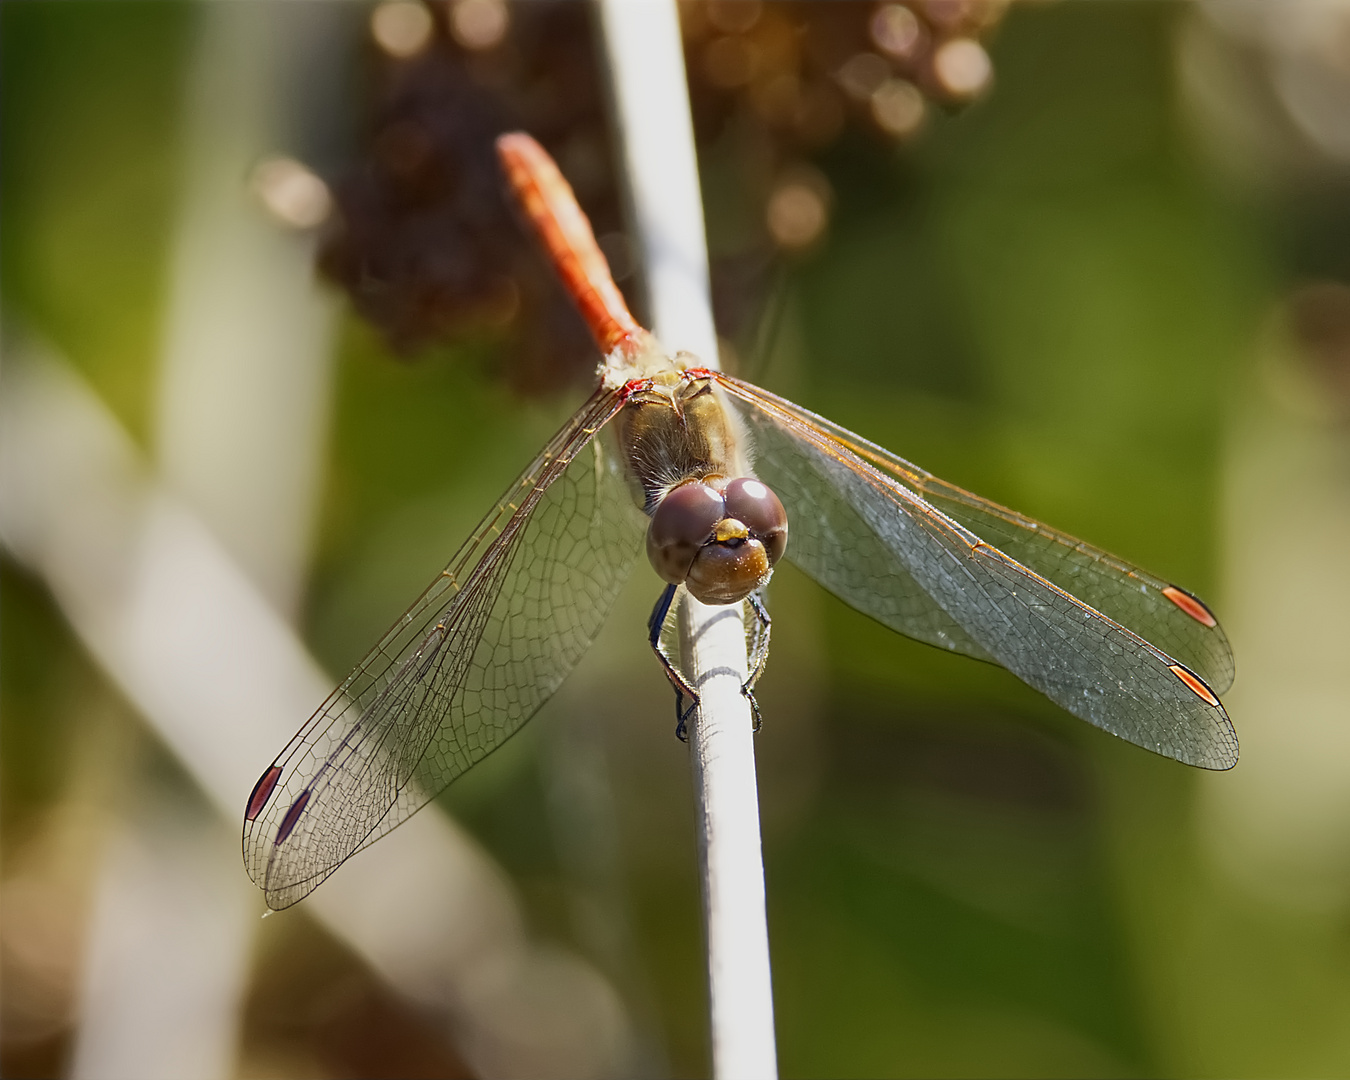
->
[714, 519, 749, 543]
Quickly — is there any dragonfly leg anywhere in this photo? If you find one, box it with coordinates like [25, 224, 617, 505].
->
[742, 590, 772, 732]
[648, 586, 771, 739]
[744, 590, 772, 689]
[675, 694, 698, 743]
[744, 685, 764, 733]
[648, 584, 699, 741]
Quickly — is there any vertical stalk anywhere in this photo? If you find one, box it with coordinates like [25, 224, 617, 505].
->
[597, 3, 778, 1077]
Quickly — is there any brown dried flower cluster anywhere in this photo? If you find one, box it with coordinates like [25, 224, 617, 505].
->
[685, 1, 1004, 149]
[315, 1, 1011, 394]
[317, 1, 624, 393]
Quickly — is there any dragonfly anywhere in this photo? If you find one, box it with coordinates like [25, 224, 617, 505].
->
[243, 132, 1237, 910]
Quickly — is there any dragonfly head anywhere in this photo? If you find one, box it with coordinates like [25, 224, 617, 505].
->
[647, 476, 788, 604]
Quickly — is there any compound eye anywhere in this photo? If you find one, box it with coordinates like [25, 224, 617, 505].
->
[723, 477, 788, 566]
[647, 481, 725, 585]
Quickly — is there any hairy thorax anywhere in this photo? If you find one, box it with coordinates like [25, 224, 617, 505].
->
[614, 367, 749, 514]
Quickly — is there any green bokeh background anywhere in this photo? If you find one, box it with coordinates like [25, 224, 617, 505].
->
[5, 2, 1349, 1077]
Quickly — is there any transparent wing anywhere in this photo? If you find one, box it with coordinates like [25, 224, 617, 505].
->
[771, 395, 1233, 692]
[242, 387, 646, 909]
[717, 374, 1237, 770]
[724, 378, 1233, 690]
[721, 383, 995, 662]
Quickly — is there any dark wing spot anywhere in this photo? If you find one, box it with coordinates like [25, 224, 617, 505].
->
[245, 766, 283, 822]
[275, 790, 312, 845]
[1169, 664, 1220, 708]
[1162, 585, 1218, 628]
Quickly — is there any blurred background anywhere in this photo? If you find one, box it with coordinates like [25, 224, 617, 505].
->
[4, 1, 1350, 1076]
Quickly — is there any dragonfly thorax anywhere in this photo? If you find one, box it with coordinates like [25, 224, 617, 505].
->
[615, 372, 739, 508]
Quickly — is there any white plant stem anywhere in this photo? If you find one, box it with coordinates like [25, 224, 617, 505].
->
[598, 3, 778, 1077]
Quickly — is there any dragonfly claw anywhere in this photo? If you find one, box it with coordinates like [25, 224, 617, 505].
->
[674, 689, 698, 742]
[742, 683, 763, 732]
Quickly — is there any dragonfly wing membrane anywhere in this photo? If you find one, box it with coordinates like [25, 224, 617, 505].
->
[739, 385, 1234, 694]
[724, 389, 996, 663]
[900, 476, 1233, 693]
[719, 376, 1237, 770]
[242, 389, 646, 909]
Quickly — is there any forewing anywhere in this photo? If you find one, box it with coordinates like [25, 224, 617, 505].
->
[242, 388, 646, 908]
[717, 375, 1237, 770]
[719, 383, 995, 662]
[726, 380, 1233, 693]
[830, 430, 1233, 693]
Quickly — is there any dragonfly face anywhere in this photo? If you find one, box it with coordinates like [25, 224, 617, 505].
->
[648, 474, 788, 605]
[241, 133, 1237, 911]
